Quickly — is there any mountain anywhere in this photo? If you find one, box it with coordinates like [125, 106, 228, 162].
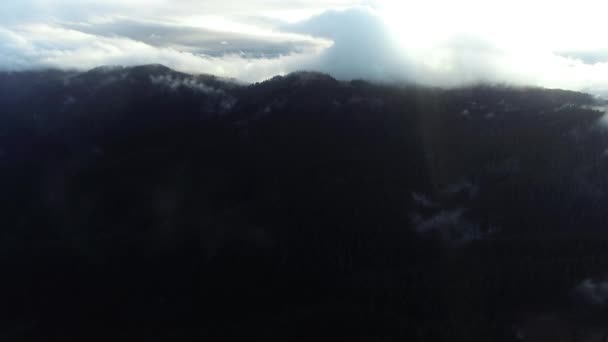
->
[2, 65, 608, 341]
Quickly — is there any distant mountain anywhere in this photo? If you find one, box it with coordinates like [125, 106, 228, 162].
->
[2, 65, 608, 341]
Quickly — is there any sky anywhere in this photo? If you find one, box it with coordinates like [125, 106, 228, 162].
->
[2, 0, 608, 94]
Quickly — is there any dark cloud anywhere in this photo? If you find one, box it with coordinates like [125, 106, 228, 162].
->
[61, 19, 320, 58]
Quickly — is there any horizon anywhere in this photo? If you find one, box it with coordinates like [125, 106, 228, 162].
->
[7, 63, 607, 102]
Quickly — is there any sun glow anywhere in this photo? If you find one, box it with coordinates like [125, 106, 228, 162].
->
[373, 0, 608, 89]
[379, 0, 608, 52]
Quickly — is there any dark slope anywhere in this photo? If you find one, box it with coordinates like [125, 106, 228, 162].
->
[2, 65, 608, 341]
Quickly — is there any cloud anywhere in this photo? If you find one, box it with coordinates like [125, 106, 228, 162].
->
[284, 8, 410, 81]
[0, 24, 328, 82]
[556, 50, 608, 65]
[3, 1, 608, 95]
[0, 1, 339, 82]
[279, 8, 608, 94]
[60, 18, 327, 58]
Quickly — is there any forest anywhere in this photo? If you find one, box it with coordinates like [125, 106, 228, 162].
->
[1, 65, 608, 341]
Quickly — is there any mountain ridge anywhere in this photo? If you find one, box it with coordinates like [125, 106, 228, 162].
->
[3, 63, 601, 99]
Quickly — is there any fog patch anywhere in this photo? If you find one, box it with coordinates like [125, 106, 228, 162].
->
[148, 73, 239, 113]
[443, 181, 479, 199]
[573, 279, 608, 306]
[411, 192, 437, 208]
[150, 74, 224, 95]
[410, 209, 489, 245]
[409, 180, 498, 245]
[591, 104, 608, 127]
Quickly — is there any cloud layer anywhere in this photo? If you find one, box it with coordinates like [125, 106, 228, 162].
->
[2, 0, 608, 95]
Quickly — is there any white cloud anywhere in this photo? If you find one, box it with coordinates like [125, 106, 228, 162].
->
[280, 8, 608, 93]
[2, 1, 608, 94]
[0, 24, 329, 82]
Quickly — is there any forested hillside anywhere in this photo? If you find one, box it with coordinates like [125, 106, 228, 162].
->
[2, 65, 608, 341]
